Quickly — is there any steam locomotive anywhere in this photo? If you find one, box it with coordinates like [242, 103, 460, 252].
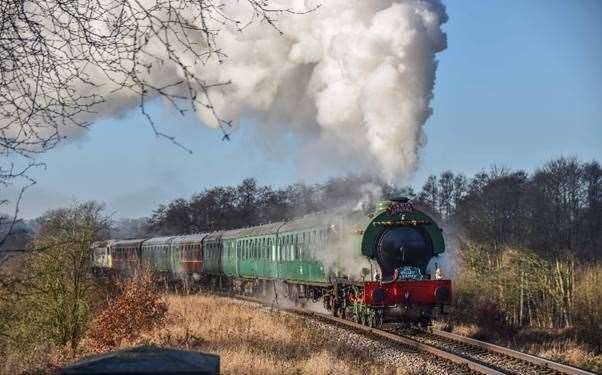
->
[91, 198, 451, 327]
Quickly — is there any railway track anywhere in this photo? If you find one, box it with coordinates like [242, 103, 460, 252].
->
[217, 293, 596, 375]
[385, 326, 596, 375]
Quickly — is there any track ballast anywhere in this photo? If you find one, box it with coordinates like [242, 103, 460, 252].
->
[216, 292, 596, 375]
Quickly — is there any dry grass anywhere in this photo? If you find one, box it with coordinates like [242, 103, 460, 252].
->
[3, 293, 429, 374]
[534, 341, 602, 373]
[124, 294, 412, 374]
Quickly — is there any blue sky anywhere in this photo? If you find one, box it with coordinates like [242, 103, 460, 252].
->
[10, 0, 602, 218]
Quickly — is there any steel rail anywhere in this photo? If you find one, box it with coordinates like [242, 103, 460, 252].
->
[291, 308, 505, 375]
[431, 329, 595, 375]
[216, 293, 596, 375]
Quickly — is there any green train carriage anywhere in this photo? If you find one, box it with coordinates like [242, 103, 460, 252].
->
[211, 208, 392, 285]
[140, 236, 175, 277]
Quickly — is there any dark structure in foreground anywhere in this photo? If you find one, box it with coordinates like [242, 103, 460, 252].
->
[59, 346, 219, 375]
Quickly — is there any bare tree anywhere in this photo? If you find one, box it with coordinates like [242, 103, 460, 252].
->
[1, 202, 110, 353]
[417, 175, 439, 216]
[0, 163, 38, 252]
[0, 0, 313, 256]
[1, 0, 311, 157]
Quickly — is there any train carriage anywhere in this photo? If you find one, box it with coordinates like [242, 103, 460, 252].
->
[221, 222, 284, 280]
[275, 209, 367, 284]
[110, 239, 145, 276]
[202, 232, 223, 276]
[171, 234, 206, 282]
[90, 240, 114, 275]
[140, 236, 175, 279]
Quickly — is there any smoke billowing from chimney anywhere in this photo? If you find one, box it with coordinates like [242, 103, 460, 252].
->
[5, 0, 447, 183]
[195, 0, 448, 182]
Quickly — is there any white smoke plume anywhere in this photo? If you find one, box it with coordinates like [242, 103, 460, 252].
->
[4, 0, 447, 182]
[353, 183, 383, 212]
[196, 0, 448, 182]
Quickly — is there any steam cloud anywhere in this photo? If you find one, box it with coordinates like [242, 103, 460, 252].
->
[197, 0, 448, 182]
[7, 0, 448, 183]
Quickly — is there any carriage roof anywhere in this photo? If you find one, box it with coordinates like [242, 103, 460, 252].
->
[111, 238, 146, 248]
[221, 222, 284, 239]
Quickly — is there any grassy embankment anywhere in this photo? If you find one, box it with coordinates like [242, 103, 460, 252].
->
[3, 293, 419, 374]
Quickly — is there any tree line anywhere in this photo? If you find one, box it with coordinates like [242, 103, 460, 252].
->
[144, 176, 411, 236]
[416, 156, 601, 261]
[412, 156, 600, 341]
[2, 155, 599, 265]
[144, 156, 600, 263]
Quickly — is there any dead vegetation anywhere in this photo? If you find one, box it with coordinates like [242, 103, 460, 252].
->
[2, 292, 427, 374]
[86, 271, 168, 352]
[119, 294, 414, 375]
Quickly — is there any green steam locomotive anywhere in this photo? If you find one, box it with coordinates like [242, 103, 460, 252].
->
[92, 198, 451, 326]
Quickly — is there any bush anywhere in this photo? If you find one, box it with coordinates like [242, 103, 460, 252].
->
[86, 270, 167, 352]
[574, 265, 602, 352]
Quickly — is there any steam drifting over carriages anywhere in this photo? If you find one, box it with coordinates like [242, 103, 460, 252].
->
[92, 198, 451, 327]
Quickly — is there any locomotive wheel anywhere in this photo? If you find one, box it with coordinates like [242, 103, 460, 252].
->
[376, 310, 384, 328]
[332, 303, 340, 317]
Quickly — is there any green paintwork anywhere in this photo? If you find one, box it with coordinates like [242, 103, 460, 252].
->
[141, 237, 174, 274]
[107, 199, 445, 285]
[361, 201, 445, 258]
[203, 234, 222, 275]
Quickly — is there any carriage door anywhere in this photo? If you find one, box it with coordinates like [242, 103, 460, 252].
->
[235, 240, 240, 277]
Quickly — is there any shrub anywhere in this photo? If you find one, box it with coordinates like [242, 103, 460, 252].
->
[86, 270, 167, 351]
[574, 265, 602, 352]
